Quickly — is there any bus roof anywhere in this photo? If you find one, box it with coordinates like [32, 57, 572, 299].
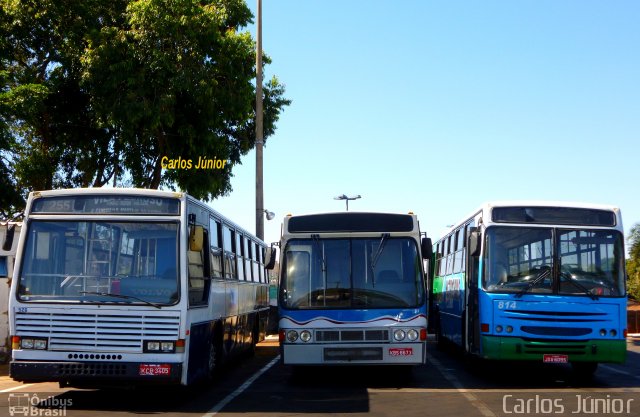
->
[437, 200, 622, 241]
[29, 188, 183, 199]
[283, 212, 419, 235]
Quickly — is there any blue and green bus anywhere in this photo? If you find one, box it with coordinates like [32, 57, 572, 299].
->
[429, 201, 627, 376]
[278, 212, 432, 367]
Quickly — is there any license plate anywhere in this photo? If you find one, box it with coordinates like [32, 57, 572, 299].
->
[389, 348, 413, 357]
[543, 354, 568, 364]
[139, 364, 171, 376]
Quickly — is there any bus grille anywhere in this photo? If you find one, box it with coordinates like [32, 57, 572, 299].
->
[522, 339, 588, 355]
[14, 311, 180, 353]
[58, 363, 128, 376]
[315, 329, 389, 343]
[520, 326, 592, 337]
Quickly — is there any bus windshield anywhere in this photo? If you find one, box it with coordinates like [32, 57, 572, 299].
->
[18, 221, 179, 305]
[281, 237, 424, 309]
[483, 227, 625, 297]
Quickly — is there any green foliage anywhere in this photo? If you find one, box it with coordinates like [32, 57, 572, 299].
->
[627, 223, 640, 301]
[0, 0, 289, 207]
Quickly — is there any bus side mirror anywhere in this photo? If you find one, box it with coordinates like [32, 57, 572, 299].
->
[265, 246, 277, 270]
[421, 237, 433, 260]
[2, 223, 15, 252]
[468, 230, 481, 257]
[189, 226, 204, 251]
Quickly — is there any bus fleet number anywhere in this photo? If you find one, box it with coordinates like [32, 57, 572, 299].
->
[497, 301, 516, 309]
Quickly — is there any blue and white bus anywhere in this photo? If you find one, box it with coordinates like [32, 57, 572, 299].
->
[429, 201, 627, 376]
[9, 188, 272, 387]
[278, 212, 432, 366]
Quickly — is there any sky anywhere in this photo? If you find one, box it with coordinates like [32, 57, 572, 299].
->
[210, 0, 640, 248]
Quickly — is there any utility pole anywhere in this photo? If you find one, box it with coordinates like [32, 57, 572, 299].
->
[255, 0, 264, 240]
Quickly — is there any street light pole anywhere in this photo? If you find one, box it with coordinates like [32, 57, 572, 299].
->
[334, 194, 362, 211]
[255, 0, 264, 240]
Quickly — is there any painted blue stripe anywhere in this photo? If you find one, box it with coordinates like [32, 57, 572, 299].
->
[279, 307, 426, 323]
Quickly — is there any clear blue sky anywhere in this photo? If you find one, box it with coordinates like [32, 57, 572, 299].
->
[210, 0, 640, 248]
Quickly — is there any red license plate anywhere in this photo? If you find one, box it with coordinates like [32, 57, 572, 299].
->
[139, 364, 171, 376]
[543, 354, 568, 364]
[389, 348, 413, 357]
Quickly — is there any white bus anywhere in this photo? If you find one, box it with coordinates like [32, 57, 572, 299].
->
[9, 188, 273, 387]
[1, 221, 21, 361]
[278, 212, 432, 367]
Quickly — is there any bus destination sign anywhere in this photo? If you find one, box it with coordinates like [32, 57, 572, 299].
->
[31, 195, 180, 215]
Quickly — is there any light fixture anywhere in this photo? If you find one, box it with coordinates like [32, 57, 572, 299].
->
[264, 210, 275, 221]
[334, 194, 361, 211]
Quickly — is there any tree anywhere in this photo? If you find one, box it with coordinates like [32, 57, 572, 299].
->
[627, 223, 640, 301]
[0, 0, 289, 208]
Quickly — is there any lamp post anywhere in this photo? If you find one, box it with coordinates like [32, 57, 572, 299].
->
[334, 194, 361, 211]
[255, 0, 264, 240]
[264, 209, 275, 221]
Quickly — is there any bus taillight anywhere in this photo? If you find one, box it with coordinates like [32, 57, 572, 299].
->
[420, 328, 427, 341]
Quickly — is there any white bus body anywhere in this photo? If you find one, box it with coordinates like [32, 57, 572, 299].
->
[9, 189, 270, 387]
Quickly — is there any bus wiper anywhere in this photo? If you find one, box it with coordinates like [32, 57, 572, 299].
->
[560, 274, 598, 300]
[515, 268, 551, 298]
[79, 291, 162, 309]
[311, 234, 326, 272]
[370, 233, 390, 272]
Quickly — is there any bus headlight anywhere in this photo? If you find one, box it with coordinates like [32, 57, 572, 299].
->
[407, 329, 419, 341]
[495, 325, 503, 333]
[19, 337, 48, 350]
[393, 329, 406, 341]
[300, 330, 312, 343]
[506, 326, 513, 334]
[161, 342, 175, 352]
[286, 330, 299, 343]
[21, 338, 34, 349]
[599, 329, 607, 336]
[610, 329, 617, 337]
[146, 341, 160, 351]
[34, 339, 48, 350]
[145, 340, 179, 353]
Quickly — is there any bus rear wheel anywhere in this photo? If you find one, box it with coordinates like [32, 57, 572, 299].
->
[207, 340, 220, 380]
[435, 314, 445, 351]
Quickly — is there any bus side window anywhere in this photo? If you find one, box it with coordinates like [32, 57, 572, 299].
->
[188, 225, 210, 306]
[244, 238, 252, 282]
[222, 226, 236, 279]
[236, 233, 245, 280]
[210, 218, 223, 279]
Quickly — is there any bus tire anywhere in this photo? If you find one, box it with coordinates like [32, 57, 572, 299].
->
[435, 313, 445, 351]
[571, 362, 598, 378]
[206, 342, 218, 379]
[207, 333, 222, 381]
[248, 320, 259, 357]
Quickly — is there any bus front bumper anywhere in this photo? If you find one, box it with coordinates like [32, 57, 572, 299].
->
[10, 361, 183, 386]
[281, 342, 425, 365]
[480, 335, 626, 363]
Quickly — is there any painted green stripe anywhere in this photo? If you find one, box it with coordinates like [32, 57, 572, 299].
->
[481, 335, 626, 363]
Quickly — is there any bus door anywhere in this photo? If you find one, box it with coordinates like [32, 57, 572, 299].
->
[465, 225, 480, 354]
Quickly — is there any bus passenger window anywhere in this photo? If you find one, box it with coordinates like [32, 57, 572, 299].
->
[210, 219, 223, 279]
[188, 226, 210, 306]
